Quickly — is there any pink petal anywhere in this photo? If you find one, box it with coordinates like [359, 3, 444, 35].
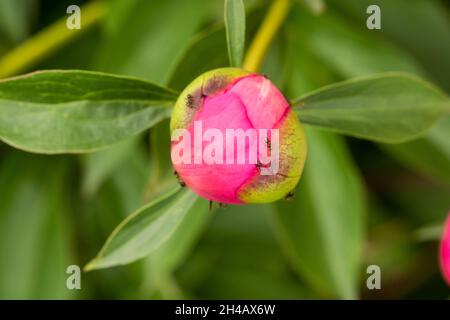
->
[440, 212, 450, 286]
[229, 75, 289, 129]
[172, 87, 255, 204]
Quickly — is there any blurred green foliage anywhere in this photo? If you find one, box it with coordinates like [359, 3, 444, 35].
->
[0, 0, 449, 299]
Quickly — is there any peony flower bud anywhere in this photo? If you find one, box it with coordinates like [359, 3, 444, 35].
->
[440, 212, 450, 286]
[170, 68, 307, 204]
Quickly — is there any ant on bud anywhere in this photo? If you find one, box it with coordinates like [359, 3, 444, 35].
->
[256, 160, 262, 172]
[173, 170, 186, 187]
[256, 159, 271, 173]
[209, 200, 228, 212]
[284, 191, 295, 200]
[208, 201, 228, 211]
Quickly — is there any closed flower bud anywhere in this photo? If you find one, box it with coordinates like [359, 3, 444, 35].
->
[170, 68, 307, 204]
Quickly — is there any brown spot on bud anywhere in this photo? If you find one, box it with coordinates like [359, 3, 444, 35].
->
[203, 75, 229, 96]
[186, 94, 194, 108]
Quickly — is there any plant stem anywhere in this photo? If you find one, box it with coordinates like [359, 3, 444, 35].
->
[0, 1, 107, 79]
[242, 0, 291, 72]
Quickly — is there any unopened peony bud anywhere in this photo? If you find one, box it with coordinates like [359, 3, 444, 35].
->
[170, 68, 307, 204]
[440, 212, 450, 286]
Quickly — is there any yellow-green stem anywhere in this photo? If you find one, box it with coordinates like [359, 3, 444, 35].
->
[242, 0, 291, 72]
[0, 1, 107, 79]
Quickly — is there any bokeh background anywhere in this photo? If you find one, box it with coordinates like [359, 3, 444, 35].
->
[0, 0, 449, 299]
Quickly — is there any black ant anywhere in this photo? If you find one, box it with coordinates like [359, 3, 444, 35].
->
[173, 170, 186, 187]
[256, 161, 296, 179]
[284, 191, 295, 200]
[256, 159, 272, 173]
[209, 201, 228, 211]
[256, 160, 263, 172]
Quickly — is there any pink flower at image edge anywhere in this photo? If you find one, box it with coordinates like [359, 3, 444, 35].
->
[440, 212, 450, 286]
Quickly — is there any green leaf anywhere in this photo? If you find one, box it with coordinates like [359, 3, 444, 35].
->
[85, 187, 203, 270]
[224, 0, 246, 67]
[0, 151, 75, 299]
[147, 197, 210, 274]
[381, 116, 450, 184]
[146, 120, 178, 199]
[293, 73, 450, 143]
[81, 136, 140, 197]
[0, 70, 177, 154]
[274, 128, 365, 299]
